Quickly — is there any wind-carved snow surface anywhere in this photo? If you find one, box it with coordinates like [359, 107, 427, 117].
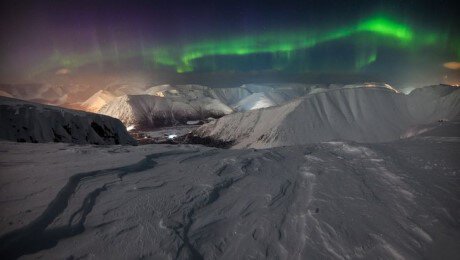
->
[0, 97, 136, 145]
[195, 85, 460, 148]
[0, 120, 459, 259]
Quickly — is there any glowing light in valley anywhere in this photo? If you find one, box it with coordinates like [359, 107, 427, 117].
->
[443, 62, 460, 70]
[55, 68, 71, 75]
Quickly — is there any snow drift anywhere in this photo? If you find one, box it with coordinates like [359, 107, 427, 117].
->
[194, 85, 460, 148]
[0, 97, 136, 145]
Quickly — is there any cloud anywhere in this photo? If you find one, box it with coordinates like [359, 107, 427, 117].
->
[55, 68, 71, 75]
[443, 62, 460, 70]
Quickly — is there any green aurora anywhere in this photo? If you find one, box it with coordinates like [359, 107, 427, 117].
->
[38, 14, 457, 75]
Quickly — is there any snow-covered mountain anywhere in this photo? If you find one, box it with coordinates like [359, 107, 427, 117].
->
[64, 82, 456, 133]
[208, 87, 252, 105]
[104, 83, 147, 96]
[407, 84, 460, 122]
[194, 85, 460, 148]
[98, 94, 233, 129]
[77, 82, 399, 118]
[226, 82, 398, 111]
[145, 84, 210, 99]
[90, 82, 434, 130]
[0, 97, 136, 145]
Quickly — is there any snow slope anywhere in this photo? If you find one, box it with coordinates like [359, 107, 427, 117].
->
[0, 90, 13, 98]
[232, 92, 290, 111]
[209, 87, 252, 105]
[228, 82, 397, 111]
[76, 83, 400, 121]
[407, 85, 460, 122]
[0, 97, 136, 145]
[195, 86, 460, 148]
[80, 90, 116, 112]
[0, 120, 458, 259]
[146, 84, 211, 99]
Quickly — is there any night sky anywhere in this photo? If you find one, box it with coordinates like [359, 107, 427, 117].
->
[1, 0, 459, 89]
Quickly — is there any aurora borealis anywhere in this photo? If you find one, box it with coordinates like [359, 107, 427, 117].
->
[30, 14, 457, 75]
[0, 0, 459, 88]
[151, 15, 452, 73]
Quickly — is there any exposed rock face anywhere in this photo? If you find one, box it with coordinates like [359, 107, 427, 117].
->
[0, 97, 137, 145]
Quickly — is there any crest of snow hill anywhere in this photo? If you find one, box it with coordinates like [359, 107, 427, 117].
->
[0, 83, 458, 146]
[0, 97, 137, 145]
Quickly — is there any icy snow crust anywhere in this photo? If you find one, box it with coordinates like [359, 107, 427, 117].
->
[0, 119, 459, 258]
[196, 85, 460, 148]
[0, 97, 136, 145]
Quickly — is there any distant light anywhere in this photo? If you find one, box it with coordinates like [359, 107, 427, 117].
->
[443, 62, 460, 70]
[126, 125, 135, 131]
[55, 68, 71, 75]
[168, 134, 177, 139]
[400, 87, 416, 94]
